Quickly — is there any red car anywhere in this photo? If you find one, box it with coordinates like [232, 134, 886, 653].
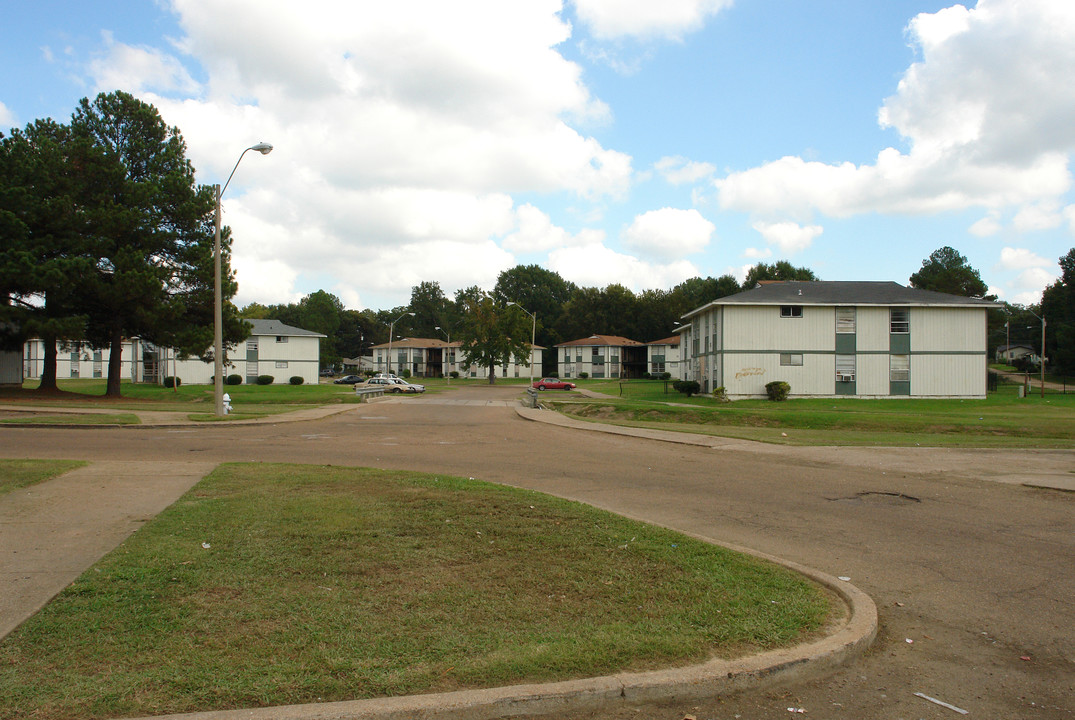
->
[533, 378, 576, 391]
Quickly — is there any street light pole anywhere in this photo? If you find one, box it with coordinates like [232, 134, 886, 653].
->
[435, 326, 451, 383]
[214, 142, 273, 417]
[387, 311, 415, 376]
[1026, 309, 1046, 399]
[507, 302, 536, 388]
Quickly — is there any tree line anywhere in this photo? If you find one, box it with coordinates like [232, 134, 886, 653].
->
[246, 248, 1075, 379]
[1, 91, 245, 396]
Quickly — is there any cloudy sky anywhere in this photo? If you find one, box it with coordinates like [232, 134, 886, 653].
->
[4, 0, 1074, 310]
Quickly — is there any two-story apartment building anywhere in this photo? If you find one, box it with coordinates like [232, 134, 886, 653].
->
[554, 335, 648, 379]
[23, 318, 325, 386]
[646, 335, 681, 377]
[370, 338, 543, 379]
[679, 281, 995, 398]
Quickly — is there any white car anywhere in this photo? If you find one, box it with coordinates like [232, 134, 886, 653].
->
[362, 376, 425, 393]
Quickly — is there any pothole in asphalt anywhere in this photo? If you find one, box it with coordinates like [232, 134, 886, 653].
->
[829, 491, 921, 506]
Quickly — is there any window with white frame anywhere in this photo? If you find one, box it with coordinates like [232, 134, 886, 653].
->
[890, 308, 910, 333]
[835, 354, 856, 382]
[275, 361, 288, 368]
[890, 354, 910, 382]
[836, 307, 856, 333]
[275, 336, 288, 343]
[780, 353, 803, 366]
[780, 305, 803, 318]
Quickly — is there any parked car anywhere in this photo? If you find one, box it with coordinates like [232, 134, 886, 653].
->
[319, 368, 336, 377]
[360, 376, 425, 393]
[533, 378, 576, 391]
[332, 374, 364, 384]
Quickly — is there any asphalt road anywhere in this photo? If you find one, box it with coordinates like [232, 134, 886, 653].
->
[1, 385, 1072, 719]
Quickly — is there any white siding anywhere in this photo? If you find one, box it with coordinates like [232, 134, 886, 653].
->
[856, 307, 890, 351]
[912, 308, 987, 352]
[724, 352, 835, 397]
[911, 354, 986, 397]
[857, 354, 890, 396]
[724, 306, 835, 352]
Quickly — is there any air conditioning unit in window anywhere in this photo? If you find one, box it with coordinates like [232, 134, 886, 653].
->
[836, 372, 855, 382]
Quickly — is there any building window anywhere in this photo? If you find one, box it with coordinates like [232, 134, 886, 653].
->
[780, 305, 803, 318]
[275, 336, 288, 343]
[836, 307, 856, 333]
[890, 354, 910, 382]
[890, 308, 910, 334]
[780, 353, 803, 366]
[651, 362, 665, 374]
[836, 354, 856, 382]
[275, 361, 288, 369]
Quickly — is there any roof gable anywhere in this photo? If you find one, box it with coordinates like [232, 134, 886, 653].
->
[556, 334, 645, 348]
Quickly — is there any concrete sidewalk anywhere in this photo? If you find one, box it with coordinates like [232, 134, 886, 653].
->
[0, 460, 216, 639]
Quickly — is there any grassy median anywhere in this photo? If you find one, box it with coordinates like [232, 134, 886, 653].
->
[0, 459, 86, 495]
[548, 382, 1075, 448]
[0, 463, 833, 720]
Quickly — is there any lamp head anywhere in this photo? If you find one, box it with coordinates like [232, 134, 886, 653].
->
[507, 301, 516, 307]
[251, 142, 273, 155]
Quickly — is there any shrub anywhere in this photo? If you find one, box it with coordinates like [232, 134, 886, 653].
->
[672, 380, 701, 397]
[163, 376, 181, 388]
[579, 372, 589, 379]
[225, 374, 243, 385]
[401, 369, 411, 378]
[256, 375, 274, 385]
[449, 371, 459, 379]
[765, 380, 790, 401]
[641, 372, 652, 380]
[660, 372, 672, 381]
[712, 386, 729, 402]
[289, 376, 304, 385]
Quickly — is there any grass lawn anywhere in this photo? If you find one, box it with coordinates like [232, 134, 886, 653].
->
[0, 463, 833, 720]
[0, 412, 141, 426]
[548, 380, 1075, 448]
[0, 459, 86, 496]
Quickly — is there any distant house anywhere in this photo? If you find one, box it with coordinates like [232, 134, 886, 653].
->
[554, 335, 648, 379]
[678, 281, 996, 399]
[994, 344, 1038, 364]
[370, 337, 544, 379]
[646, 335, 681, 377]
[22, 318, 326, 386]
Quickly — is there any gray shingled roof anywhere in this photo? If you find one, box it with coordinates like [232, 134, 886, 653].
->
[684, 281, 996, 319]
[245, 319, 327, 338]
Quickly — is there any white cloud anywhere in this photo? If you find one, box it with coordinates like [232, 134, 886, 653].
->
[1010, 267, 1057, 305]
[548, 241, 698, 290]
[0, 101, 16, 129]
[79, 1, 643, 309]
[621, 207, 714, 259]
[996, 247, 1053, 271]
[751, 220, 822, 254]
[717, 0, 1075, 224]
[501, 204, 601, 253]
[655, 155, 716, 185]
[969, 213, 1002, 237]
[742, 247, 772, 260]
[1013, 201, 1064, 233]
[89, 31, 199, 95]
[572, 0, 735, 41]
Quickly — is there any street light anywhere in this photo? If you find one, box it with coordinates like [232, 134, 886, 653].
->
[506, 301, 536, 389]
[1025, 309, 1047, 399]
[214, 142, 273, 417]
[435, 325, 451, 383]
[387, 311, 415, 376]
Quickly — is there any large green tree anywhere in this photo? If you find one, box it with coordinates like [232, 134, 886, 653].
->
[909, 246, 990, 298]
[71, 91, 241, 396]
[0, 120, 95, 390]
[454, 286, 531, 383]
[742, 261, 818, 288]
[1040, 248, 1075, 374]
